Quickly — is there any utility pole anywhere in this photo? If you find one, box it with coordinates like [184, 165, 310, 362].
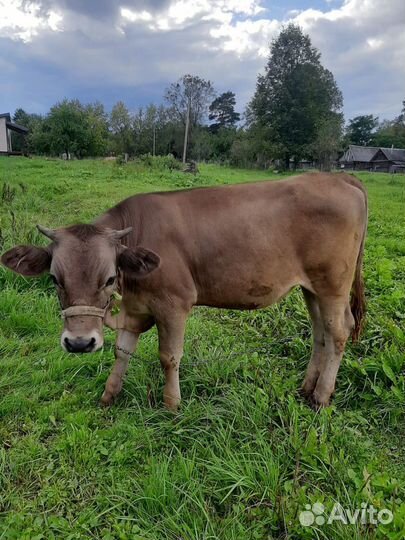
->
[152, 124, 156, 156]
[182, 96, 191, 164]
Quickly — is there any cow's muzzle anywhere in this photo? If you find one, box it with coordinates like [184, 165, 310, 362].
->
[64, 335, 97, 353]
[61, 305, 107, 354]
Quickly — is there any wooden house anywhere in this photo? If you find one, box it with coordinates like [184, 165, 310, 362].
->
[339, 145, 379, 170]
[370, 147, 405, 173]
[0, 113, 29, 155]
[339, 144, 405, 172]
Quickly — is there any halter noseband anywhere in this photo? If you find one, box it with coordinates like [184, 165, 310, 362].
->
[60, 291, 122, 321]
[61, 305, 107, 320]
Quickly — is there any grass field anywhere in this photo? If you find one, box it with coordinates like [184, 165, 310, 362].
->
[0, 157, 404, 540]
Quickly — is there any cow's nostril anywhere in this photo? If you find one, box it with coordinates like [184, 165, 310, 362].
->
[64, 336, 75, 353]
[63, 336, 97, 353]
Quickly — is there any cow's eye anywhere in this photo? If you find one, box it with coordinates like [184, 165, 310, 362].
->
[105, 276, 116, 287]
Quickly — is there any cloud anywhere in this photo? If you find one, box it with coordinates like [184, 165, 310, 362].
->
[291, 0, 405, 118]
[0, 0, 61, 41]
[0, 0, 403, 121]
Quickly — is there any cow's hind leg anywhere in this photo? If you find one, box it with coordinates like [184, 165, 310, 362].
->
[301, 288, 326, 397]
[156, 310, 188, 411]
[101, 329, 139, 405]
[311, 296, 354, 408]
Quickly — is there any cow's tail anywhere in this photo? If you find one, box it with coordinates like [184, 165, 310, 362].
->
[350, 188, 368, 342]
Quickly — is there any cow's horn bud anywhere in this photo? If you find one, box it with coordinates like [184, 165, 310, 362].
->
[37, 224, 58, 240]
[112, 227, 133, 240]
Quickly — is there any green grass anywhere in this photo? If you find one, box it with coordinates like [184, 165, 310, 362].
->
[0, 157, 404, 539]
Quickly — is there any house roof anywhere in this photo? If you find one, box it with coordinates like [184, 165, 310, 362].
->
[6, 121, 28, 134]
[377, 147, 405, 162]
[340, 144, 405, 164]
[339, 145, 380, 163]
[1, 113, 28, 134]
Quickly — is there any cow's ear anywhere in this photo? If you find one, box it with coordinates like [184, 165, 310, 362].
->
[1, 245, 51, 276]
[118, 247, 160, 278]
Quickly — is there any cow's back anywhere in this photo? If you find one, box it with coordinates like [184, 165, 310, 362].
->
[102, 172, 367, 309]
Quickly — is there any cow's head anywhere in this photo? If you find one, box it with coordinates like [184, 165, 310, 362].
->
[1, 224, 160, 353]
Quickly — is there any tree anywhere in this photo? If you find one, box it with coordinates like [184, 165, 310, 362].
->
[310, 113, 344, 171]
[209, 91, 240, 132]
[12, 109, 39, 153]
[165, 74, 215, 161]
[346, 115, 378, 146]
[209, 127, 238, 160]
[132, 104, 162, 155]
[45, 99, 109, 158]
[84, 102, 109, 156]
[165, 74, 215, 127]
[394, 99, 405, 125]
[371, 100, 405, 149]
[110, 101, 133, 155]
[248, 24, 343, 169]
[47, 99, 89, 158]
[13, 102, 109, 157]
[372, 120, 405, 149]
[229, 130, 261, 168]
[29, 117, 51, 155]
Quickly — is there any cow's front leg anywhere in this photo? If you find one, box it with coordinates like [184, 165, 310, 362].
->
[156, 311, 188, 411]
[101, 329, 139, 406]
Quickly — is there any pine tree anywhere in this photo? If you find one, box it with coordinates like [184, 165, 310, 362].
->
[209, 91, 240, 132]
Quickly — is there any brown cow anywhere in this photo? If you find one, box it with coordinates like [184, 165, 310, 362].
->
[1, 172, 367, 409]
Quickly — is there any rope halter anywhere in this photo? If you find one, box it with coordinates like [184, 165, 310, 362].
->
[61, 293, 121, 322]
[61, 305, 107, 320]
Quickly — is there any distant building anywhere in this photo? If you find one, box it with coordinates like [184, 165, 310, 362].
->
[339, 145, 379, 170]
[0, 113, 29, 155]
[339, 144, 405, 173]
[370, 147, 405, 173]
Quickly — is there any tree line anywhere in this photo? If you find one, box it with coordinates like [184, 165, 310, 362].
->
[11, 24, 405, 170]
[345, 110, 405, 149]
[12, 76, 240, 164]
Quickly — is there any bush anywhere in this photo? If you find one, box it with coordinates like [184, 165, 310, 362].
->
[115, 154, 127, 165]
[136, 154, 182, 171]
[229, 138, 258, 168]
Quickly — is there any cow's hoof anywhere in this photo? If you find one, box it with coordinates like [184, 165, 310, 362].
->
[309, 392, 330, 410]
[300, 373, 320, 398]
[163, 397, 181, 412]
[100, 392, 115, 407]
[299, 385, 314, 399]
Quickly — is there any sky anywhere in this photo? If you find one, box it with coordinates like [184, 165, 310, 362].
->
[0, 0, 404, 122]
